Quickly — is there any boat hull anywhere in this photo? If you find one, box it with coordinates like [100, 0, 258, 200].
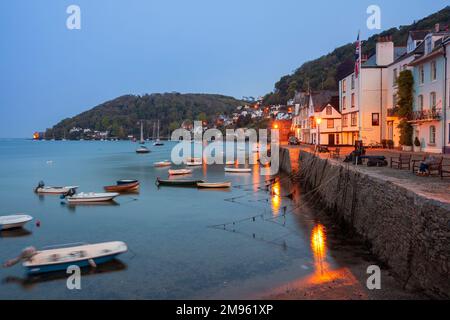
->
[36, 187, 78, 194]
[0, 215, 33, 231]
[67, 193, 119, 203]
[156, 178, 204, 187]
[104, 182, 139, 193]
[168, 169, 192, 175]
[197, 182, 231, 188]
[224, 168, 251, 173]
[25, 254, 120, 274]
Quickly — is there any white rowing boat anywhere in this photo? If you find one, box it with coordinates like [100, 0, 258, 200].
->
[0, 215, 33, 230]
[168, 169, 193, 175]
[224, 167, 252, 173]
[153, 160, 171, 167]
[66, 192, 119, 203]
[21, 241, 127, 274]
[34, 181, 78, 194]
[197, 182, 231, 188]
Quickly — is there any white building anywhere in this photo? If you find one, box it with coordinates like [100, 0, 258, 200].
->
[339, 36, 407, 146]
[311, 96, 342, 146]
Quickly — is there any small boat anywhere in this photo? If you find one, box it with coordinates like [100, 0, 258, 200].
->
[136, 146, 150, 154]
[153, 160, 171, 167]
[224, 167, 251, 173]
[186, 161, 202, 166]
[156, 178, 204, 187]
[153, 140, 164, 146]
[34, 181, 78, 194]
[4, 241, 128, 274]
[117, 179, 138, 185]
[66, 192, 119, 203]
[197, 182, 231, 188]
[168, 169, 193, 175]
[0, 215, 33, 231]
[104, 181, 139, 193]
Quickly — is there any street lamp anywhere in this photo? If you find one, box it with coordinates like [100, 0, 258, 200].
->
[315, 117, 322, 147]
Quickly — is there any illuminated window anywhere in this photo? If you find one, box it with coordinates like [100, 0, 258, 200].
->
[342, 114, 348, 127]
[327, 119, 334, 128]
[430, 126, 436, 144]
[326, 106, 332, 115]
[351, 113, 357, 127]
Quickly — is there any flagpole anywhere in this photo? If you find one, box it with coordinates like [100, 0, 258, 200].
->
[358, 30, 362, 141]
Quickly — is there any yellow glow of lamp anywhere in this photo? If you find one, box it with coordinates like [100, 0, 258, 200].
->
[315, 117, 322, 125]
[273, 123, 279, 129]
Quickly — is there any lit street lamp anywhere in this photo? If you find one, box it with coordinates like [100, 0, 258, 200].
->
[315, 117, 322, 147]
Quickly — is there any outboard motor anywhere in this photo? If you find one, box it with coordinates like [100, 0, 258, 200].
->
[34, 181, 45, 193]
[3, 246, 37, 268]
[61, 188, 76, 199]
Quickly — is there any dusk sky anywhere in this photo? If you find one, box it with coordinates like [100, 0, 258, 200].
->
[0, 0, 448, 137]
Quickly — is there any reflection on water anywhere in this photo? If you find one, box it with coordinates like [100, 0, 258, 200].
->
[0, 228, 32, 238]
[2, 260, 127, 290]
[310, 224, 328, 280]
[271, 180, 281, 216]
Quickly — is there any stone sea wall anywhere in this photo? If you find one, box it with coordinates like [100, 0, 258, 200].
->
[281, 148, 450, 298]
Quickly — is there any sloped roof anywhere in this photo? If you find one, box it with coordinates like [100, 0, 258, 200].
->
[409, 30, 430, 41]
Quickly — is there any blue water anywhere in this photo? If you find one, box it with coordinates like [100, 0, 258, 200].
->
[0, 139, 333, 299]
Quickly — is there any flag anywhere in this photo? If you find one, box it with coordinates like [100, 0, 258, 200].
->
[355, 32, 361, 78]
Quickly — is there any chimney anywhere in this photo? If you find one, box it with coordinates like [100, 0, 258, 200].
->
[435, 23, 440, 33]
[376, 35, 394, 66]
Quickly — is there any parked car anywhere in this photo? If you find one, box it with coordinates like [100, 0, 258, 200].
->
[288, 136, 300, 145]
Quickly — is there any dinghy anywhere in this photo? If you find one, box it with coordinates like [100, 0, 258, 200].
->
[224, 167, 251, 173]
[34, 181, 78, 194]
[136, 146, 150, 154]
[168, 169, 193, 176]
[104, 181, 139, 193]
[0, 215, 33, 231]
[197, 182, 231, 188]
[4, 241, 128, 274]
[65, 192, 119, 203]
[156, 178, 204, 187]
[153, 160, 171, 167]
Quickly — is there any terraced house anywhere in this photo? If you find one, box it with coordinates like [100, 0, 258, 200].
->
[409, 25, 450, 153]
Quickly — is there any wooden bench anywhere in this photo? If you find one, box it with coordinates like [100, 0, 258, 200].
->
[412, 156, 443, 177]
[390, 154, 412, 170]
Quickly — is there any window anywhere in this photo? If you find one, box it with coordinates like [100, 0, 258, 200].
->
[430, 92, 436, 110]
[342, 79, 347, 93]
[326, 106, 332, 115]
[351, 93, 355, 108]
[351, 113, 357, 127]
[327, 119, 334, 128]
[425, 36, 432, 54]
[419, 66, 425, 84]
[418, 95, 424, 111]
[393, 68, 398, 86]
[342, 96, 346, 110]
[372, 113, 380, 126]
[342, 114, 348, 127]
[431, 61, 437, 81]
[351, 75, 355, 90]
[429, 126, 436, 144]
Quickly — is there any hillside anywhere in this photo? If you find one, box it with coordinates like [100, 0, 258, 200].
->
[46, 93, 245, 139]
[263, 6, 450, 105]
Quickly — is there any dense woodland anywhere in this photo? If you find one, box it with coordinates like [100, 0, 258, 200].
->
[46, 93, 244, 139]
[263, 6, 450, 105]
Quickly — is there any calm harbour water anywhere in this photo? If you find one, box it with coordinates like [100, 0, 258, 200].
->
[0, 139, 350, 299]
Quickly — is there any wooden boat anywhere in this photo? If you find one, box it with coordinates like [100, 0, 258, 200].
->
[168, 169, 193, 175]
[136, 146, 150, 154]
[117, 179, 138, 185]
[224, 167, 251, 173]
[156, 178, 204, 187]
[0, 215, 33, 230]
[104, 181, 139, 192]
[22, 241, 127, 274]
[153, 160, 171, 167]
[66, 192, 119, 203]
[197, 182, 231, 188]
[35, 181, 78, 194]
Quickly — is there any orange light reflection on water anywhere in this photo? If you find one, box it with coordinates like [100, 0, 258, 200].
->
[271, 180, 281, 216]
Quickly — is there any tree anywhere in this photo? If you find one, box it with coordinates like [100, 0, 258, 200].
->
[396, 70, 414, 146]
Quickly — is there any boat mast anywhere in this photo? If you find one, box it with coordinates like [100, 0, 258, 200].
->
[157, 120, 160, 141]
[140, 120, 144, 144]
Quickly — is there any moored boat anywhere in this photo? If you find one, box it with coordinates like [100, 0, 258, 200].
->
[224, 167, 252, 173]
[136, 146, 150, 154]
[197, 182, 231, 188]
[117, 179, 138, 185]
[34, 181, 78, 194]
[153, 160, 171, 167]
[186, 161, 202, 166]
[66, 192, 119, 203]
[0, 215, 33, 231]
[168, 169, 193, 175]
[104, 181, 139, 193]
[156, 178, 204, 187]
[4, 241, 128, 274]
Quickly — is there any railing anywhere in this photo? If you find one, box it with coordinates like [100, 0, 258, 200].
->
[409, 108, 441, 121]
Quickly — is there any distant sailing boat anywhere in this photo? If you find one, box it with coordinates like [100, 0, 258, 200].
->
[139, 121, 145, 144]
[153, 120, 164, 146]
[136, 120, 150, 153]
